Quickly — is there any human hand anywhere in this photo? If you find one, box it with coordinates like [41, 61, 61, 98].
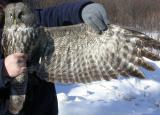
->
[81, 3, 109, 34]
[3, 53, 27, 78]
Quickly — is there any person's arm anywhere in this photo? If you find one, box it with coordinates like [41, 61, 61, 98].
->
[35, 0, 109, 33]
[35, 0, 93, 27]
[0, 55, 10, 89]
[0, 53, 27, 90]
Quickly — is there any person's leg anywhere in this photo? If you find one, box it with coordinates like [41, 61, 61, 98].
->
[22, 76, 58, 115]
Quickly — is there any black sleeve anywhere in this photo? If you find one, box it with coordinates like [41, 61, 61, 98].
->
[0, 58, 10, 90]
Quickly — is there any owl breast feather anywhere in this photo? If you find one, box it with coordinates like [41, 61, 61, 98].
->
[2, 24, 38, 57]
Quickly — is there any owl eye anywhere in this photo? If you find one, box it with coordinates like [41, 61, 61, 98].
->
[18, 11, 25, 19]
[10, 13, 14, 19]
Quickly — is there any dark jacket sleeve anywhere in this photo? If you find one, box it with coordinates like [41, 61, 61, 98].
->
[35, 0, 93, 27]
[0, 54, 10, 90]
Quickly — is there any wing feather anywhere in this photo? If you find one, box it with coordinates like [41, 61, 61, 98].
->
[36, 24, 160, 83]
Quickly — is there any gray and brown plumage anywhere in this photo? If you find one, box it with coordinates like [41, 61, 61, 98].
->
[2, 2, 160, 114]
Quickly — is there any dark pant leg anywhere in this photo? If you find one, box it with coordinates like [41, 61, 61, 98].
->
[22, 76, 58, 115]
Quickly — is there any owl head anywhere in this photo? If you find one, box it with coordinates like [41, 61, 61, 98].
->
[4, 2, 37, 27]
[2, 2, 40, 57]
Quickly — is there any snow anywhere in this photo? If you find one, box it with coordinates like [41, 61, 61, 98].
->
[55, 33, 160, 115]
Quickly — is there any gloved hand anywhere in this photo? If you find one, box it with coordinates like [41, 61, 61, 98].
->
[81, 3, 109, 34]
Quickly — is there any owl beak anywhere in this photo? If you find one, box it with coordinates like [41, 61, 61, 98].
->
[14, 19, 17, 25]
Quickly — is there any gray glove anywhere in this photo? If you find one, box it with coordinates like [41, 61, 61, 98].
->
[82, 3, 109, 34]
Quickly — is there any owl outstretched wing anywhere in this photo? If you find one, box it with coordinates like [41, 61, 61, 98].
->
[36, 24, 160, 84]
[2, 2, 159, 114]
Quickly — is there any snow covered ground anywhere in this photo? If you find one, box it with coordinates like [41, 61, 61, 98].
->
[55, 33, 160, 115]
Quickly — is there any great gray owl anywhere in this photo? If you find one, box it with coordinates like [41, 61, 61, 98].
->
[2, 2, 160, 115]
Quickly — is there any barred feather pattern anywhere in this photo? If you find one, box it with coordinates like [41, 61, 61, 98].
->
[36, 24, 160, 84]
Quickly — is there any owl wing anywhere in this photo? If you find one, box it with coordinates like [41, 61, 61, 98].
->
[36, 24, 160, 84]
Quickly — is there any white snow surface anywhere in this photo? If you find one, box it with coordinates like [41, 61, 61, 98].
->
[55, 33, 160, 115]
